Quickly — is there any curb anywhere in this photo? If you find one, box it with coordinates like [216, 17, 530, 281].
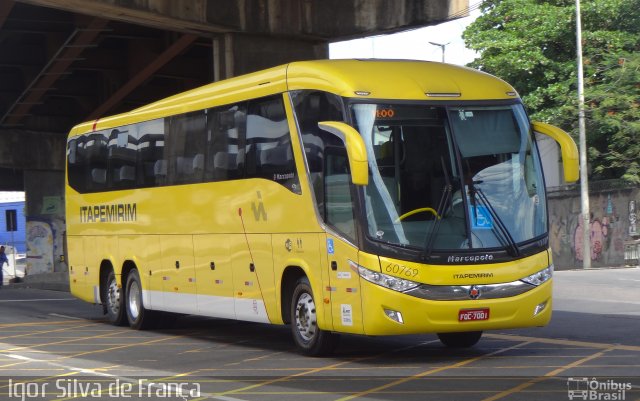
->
[7, 272, 70, 292]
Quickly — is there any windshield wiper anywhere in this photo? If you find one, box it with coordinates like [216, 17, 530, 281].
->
[423, 158, 453, 259]
[468, 181, 520, 257]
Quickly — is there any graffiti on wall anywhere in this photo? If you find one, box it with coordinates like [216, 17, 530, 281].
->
[549, 191, 633, 268]
[26, 220, 54, 274]
[629, 200, 637, 236]
[26, 217, 65, 274]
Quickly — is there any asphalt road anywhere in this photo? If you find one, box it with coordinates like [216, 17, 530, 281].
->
[0, 268, 639, 401]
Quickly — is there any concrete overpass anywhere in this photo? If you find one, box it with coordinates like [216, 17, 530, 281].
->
[0, 0, 468, 276]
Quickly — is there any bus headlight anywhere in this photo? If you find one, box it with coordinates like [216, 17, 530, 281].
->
[350, 261, 420, 292]
[521, 265, 554, 286]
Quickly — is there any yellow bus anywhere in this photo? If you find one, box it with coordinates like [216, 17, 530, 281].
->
[65, 60, 578, 355]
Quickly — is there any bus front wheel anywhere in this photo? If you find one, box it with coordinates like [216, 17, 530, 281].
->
[125, 269, 153, 330]
[291, 277, 338, 356]
[104, 270, 127, 326]
[437, 331, 483, 348]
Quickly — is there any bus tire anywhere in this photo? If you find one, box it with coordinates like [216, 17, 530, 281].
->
[103, 270, 127, 326]
[125, 269, 153, 330]
[291, 277, 338, 356]
[437, 331, 483, 348]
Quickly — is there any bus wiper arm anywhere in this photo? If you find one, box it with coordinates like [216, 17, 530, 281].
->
[424, 158, 452, 259]
[470, 182, 520, 257]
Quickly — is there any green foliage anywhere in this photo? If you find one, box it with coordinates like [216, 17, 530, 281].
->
[464, 0, 640, 183]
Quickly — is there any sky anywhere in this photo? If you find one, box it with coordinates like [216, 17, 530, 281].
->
[329, 4, 481, 66]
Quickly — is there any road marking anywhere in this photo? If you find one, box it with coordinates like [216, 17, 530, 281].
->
[189, 339, 441, 401]
[60, 331, 192, 361]
[486, 333, 640, 352]
[334, 341, 532, 401]
[3, 347, 208, 401]
[0, 298, 75, 302]
[0, 322, 99, 342]
[5, 353, 116, 377]
[2, 329, 124, 353]
[0, 320, 78, 328]
[48, 313, 84, 320]
[480, 347, 616, 401]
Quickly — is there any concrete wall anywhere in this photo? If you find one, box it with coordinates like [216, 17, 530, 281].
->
[549, 181, 639, 269]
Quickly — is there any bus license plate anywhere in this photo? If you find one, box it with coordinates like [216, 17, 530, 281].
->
[458, 308, 489, 322]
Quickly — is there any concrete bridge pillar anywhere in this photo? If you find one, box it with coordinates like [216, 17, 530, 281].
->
[24, 170, 67, 275]
[0, 130, 66, 275]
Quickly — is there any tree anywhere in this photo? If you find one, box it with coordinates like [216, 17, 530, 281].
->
[463, 0, 640, 183]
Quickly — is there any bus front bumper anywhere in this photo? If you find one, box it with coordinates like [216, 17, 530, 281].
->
[360, 278, 552, 336]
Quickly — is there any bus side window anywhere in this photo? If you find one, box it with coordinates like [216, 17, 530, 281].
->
[245, 95, 300, 193]
[108, 128, 138, 190]
[167, 111, 207, 185]
[325, 146, 356, 241]
[85, 131, 109, 192]
[206, 103, 246, 181]
[67, 137, 87, 192]
[137, 119, 166, 188]
[293, 90, 346, 220]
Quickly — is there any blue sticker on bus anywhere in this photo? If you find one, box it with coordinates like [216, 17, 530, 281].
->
[470, 205, 493, 229]
[327, 238, 335, 255]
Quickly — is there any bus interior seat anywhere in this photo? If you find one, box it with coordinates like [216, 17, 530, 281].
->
[115, 165, 136, 182]
[154, 160, 168, 177]
[212, 152, 238, 179]
[193, 154, 205, 172]
[91, 168, 107, 185]
[261, 102, 286, 121]
[176, 156, 194, 175]
[259, 145, 291, 171]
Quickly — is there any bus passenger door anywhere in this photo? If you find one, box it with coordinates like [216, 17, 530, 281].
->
[323, 145, 364, 334]
[325, 234, 363, 334]
[193, 234, 235, 319]
[231, 233, 274, 323]
[160, 236, 197, 314]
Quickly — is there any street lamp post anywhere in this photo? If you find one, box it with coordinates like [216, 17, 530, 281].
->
[575, 0, 591, 268]
[429, 41, 449, 63]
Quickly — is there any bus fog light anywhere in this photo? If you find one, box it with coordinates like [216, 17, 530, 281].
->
[533, 300, 548, 316]
[384, 309, 404, 324]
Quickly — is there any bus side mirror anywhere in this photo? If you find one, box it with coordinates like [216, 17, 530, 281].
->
[532, 121, 579, 183]
[318, 121, 369, 186]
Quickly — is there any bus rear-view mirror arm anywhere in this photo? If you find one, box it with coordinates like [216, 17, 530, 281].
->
[318, 121, 369, 186]
[532, 121, 579, 183]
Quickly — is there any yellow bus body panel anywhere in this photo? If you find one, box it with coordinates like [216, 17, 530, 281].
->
[66, 59, 550, 336]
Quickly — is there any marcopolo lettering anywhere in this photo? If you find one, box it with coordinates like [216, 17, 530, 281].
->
[79, 203, 137, 223]
[447, 254, 494, 264]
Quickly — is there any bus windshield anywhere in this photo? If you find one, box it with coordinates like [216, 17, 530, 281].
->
[350, 102, 546, 253]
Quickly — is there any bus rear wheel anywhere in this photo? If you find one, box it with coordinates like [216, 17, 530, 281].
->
[125, 269, 154, 330]
[291, 277, 338, 356]
[437, 331, 483, 348]
[104, 270, 127, 326]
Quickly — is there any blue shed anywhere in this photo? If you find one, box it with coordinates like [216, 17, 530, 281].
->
[0, 193, 26, 254]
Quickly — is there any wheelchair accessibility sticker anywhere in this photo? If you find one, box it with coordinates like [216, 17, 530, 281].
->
[470, 205, 493, 229]
[327, 238, 335, 255]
